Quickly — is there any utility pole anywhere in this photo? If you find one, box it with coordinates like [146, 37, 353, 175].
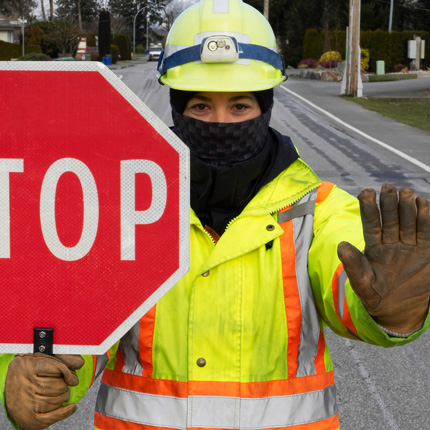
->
[133, 6, 145, 59]
[263, 0, 269, 20]
[388, 0, 394, 33]
[341, 0, 362, 97]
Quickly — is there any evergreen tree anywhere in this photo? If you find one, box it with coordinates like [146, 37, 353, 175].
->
[413, 0, 430, 31]
[56, 0, 102, 29]
[98, 7, 110, 58]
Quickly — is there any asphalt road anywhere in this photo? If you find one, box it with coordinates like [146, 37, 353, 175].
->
[1, 60, 429, 429]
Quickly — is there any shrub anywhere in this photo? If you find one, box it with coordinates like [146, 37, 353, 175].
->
[26, 21, 59, 58]
[86, 34, 97, 47]
[110, 44, 119, 64]
[25, 26, 45, 46]
[319, 60, 338, 68]
[303, 29, 429, 72]
[136, 44, 146, 54]
[17, 52, 52, 61]
[0, 40, 41, 60]
[322, 30, 347, 60]
[297, 58, 319, 68]
[0, 40, 20, 60]
[393, 63, 405, 73]
[111, 34, 131, 61]
[368, 29, 391, 72]
[361, 48, 370, 71]
[319, 51, 342, 62]
[302, 29, 323, 61]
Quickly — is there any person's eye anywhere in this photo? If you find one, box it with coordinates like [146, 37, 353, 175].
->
[233, 103, 249, 112]
[191, 103, 209, 112]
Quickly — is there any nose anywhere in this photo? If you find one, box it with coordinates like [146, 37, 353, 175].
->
[212, 109, 229, 123]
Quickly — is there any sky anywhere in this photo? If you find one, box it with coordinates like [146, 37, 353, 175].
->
[34, 0, 199, 19]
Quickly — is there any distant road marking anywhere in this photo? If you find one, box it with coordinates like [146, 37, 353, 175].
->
[345, 339, 400, 430]
[280, 85, 430, 173]
[115, 74, 123, 80]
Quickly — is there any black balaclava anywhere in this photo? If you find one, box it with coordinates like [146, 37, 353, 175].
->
[170, 88, 274, 167]
[170, 88, 298, 234]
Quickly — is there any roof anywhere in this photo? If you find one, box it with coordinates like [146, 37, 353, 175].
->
[0, 13, 21, 30]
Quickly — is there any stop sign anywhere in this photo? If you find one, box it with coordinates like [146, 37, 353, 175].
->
[0, 62, 189, 355]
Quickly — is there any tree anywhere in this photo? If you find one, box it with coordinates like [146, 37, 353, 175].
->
[109, 0, 169, 47]
[164, 0, 198, 31]
[0, 0, 37, 20]
[46, 17, 80, 56]
[56, 0, 102, 30]
[98, 8, 110, 58]
[413, 0, 430, 31]
[26, 20, 59, 57]
[40, 0, 46, 21]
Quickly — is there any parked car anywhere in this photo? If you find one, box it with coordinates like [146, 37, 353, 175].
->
[148, 45, 163, 61]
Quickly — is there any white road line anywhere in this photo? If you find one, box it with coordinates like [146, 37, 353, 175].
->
[280, 86, 430, 173]
[345, 339, 400, 430]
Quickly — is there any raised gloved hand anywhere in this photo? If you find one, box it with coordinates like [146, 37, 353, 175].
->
[5, 353, 84, 430]
[338, 184, 430, 335]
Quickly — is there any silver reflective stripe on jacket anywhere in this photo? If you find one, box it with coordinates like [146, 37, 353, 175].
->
[120, 320, 144, 375]
[95, 189, 338, 428]
[278, 191, 321, 378]
[337, 268, 362, 340]
[337, 269, 348, 320]
[94, 353, 109, 381]
[96, 382, 337, 429]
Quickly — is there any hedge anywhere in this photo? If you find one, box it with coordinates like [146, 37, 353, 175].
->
[111, 34, 131, 61]
[110, 44, 119, 64]
[0, 40, 42, 61]
[302, 29, 429, 72]
[302, 29, 323, 62]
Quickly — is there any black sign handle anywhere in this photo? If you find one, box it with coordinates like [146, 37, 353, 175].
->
[33, 328, 54, 356]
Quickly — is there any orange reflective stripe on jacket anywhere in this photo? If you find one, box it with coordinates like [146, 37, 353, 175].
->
[94, 172, 342, 429]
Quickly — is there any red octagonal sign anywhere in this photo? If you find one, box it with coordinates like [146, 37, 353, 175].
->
[0, 62, 189, 355]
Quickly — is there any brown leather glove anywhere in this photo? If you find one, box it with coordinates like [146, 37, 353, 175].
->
[338, 184, 430, 334]
[5, 353, 84, 430]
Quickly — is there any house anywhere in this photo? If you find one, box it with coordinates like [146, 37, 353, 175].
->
[0, 13, 21, 44]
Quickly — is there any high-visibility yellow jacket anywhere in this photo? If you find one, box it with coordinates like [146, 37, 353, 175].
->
[1, 158, 428, 430]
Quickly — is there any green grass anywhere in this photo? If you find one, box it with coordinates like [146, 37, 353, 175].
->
[368, 73, 417, 82]
[343, 97, 430, 131]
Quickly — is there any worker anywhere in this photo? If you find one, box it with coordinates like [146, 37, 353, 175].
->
[1, 1, 430, 429]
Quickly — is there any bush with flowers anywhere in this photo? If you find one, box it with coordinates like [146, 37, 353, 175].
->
[297, 58, 319, 69]
[319, 60, 340, 68]
[319, 51, 342, 63]
[361, 48, 370, 71]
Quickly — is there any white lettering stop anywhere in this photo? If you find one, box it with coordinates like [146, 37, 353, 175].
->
[0, 158, 167, 261]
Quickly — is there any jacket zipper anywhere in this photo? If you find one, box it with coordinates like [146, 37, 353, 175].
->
[223, 182, 321, 232]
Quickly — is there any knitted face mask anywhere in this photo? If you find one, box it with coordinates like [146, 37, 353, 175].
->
[171, 106, 273, 167]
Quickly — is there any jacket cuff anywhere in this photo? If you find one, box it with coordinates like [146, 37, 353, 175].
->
[0, 354, 20, 430]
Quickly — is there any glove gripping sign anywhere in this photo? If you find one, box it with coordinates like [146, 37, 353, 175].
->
[0, 62, 190, 355]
